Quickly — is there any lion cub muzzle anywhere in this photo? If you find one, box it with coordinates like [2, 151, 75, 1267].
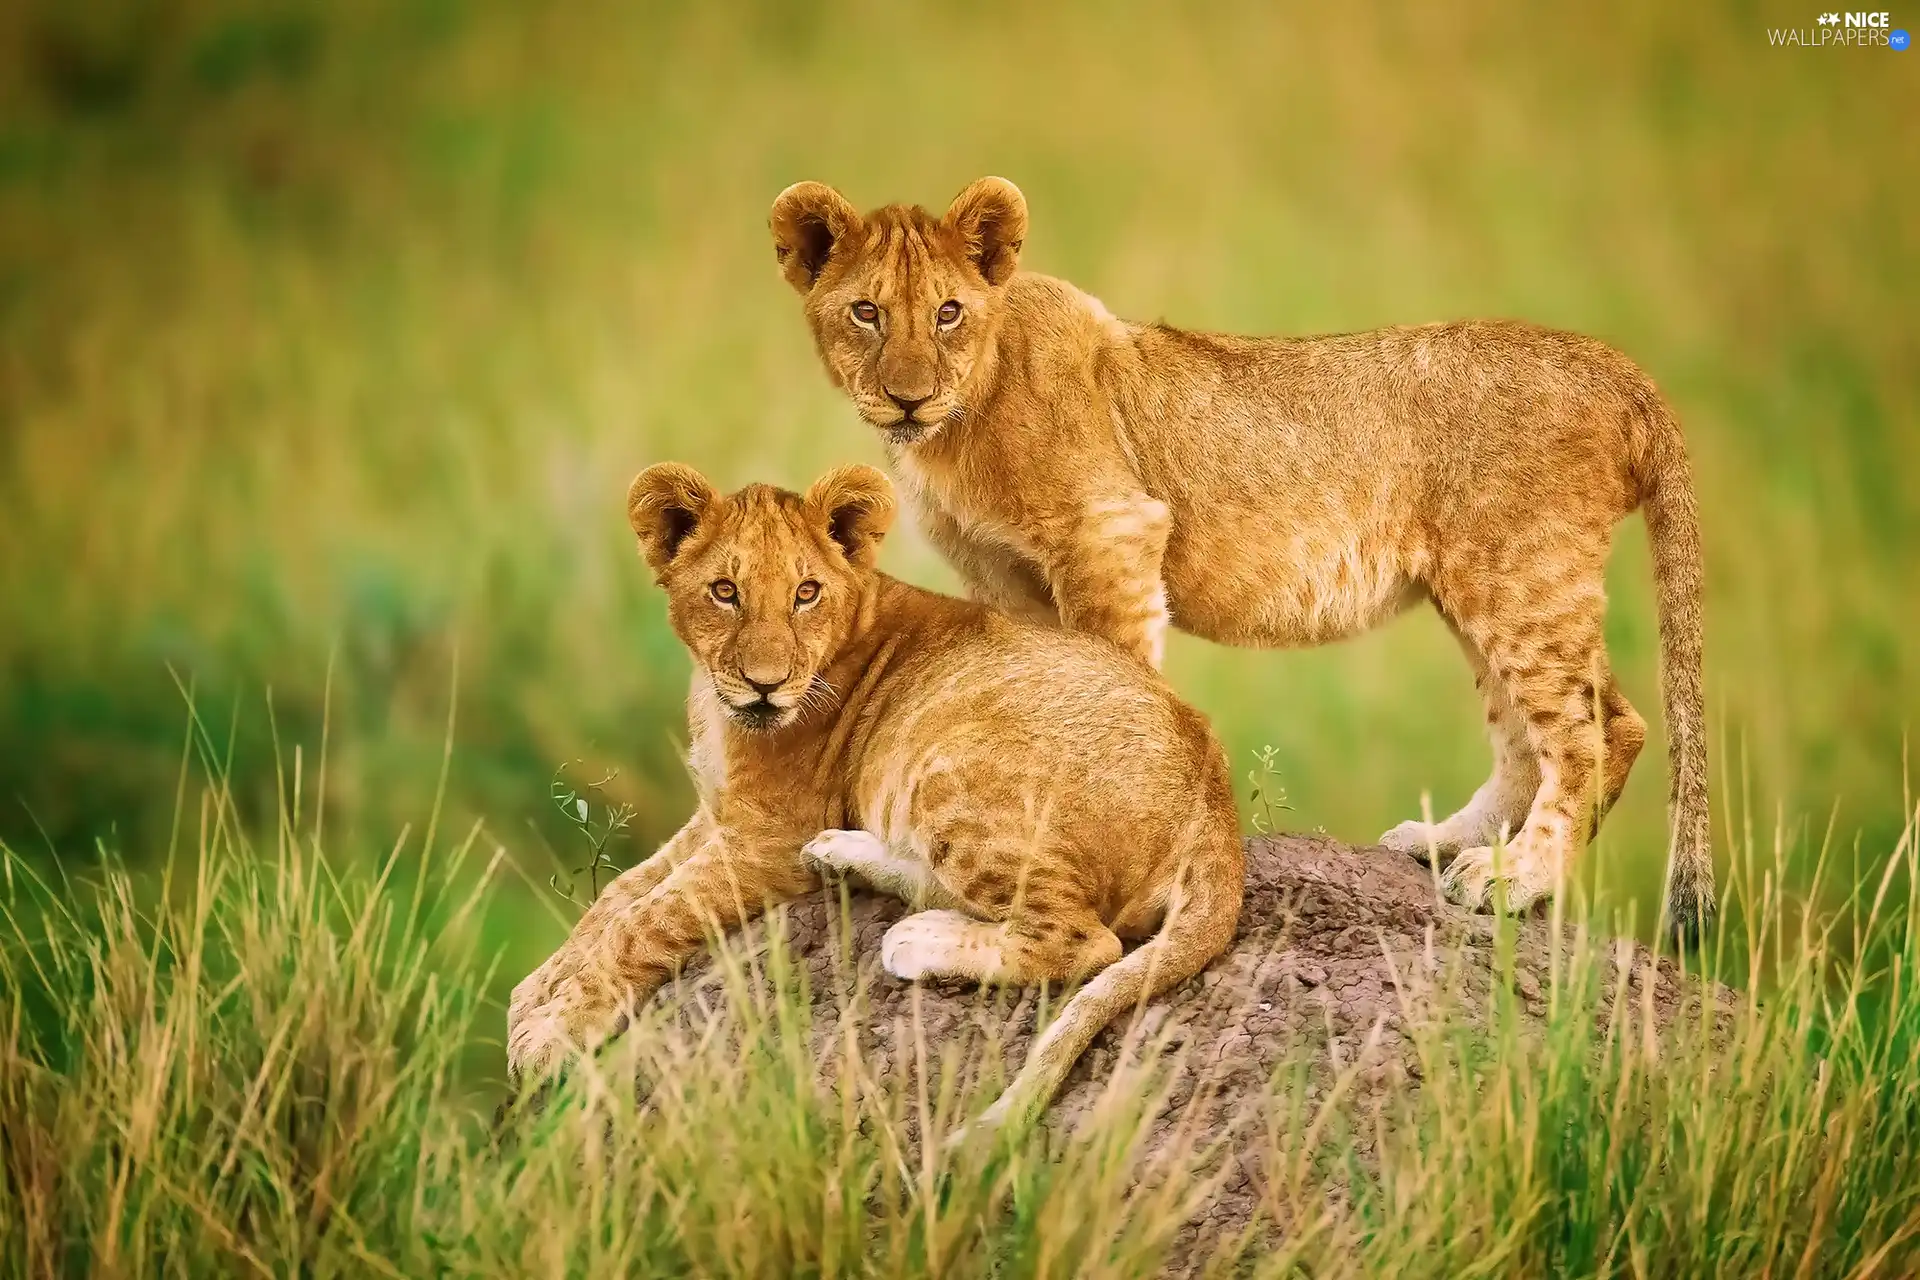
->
[708, 667, 802, 732]
[879, 352, 936, 423]
[712, 620, 803, 729]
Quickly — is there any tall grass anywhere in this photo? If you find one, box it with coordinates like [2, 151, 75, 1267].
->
[0, 727, 1229, 1276]
[5, 718, 1918, 1276]
[1296, 796, 1920, 1276]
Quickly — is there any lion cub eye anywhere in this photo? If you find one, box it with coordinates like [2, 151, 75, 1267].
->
[709, 579, 738, 605]
[850, 301, 880, 328]
[794, 580, 821, 607]
[936, 299, 962, 328]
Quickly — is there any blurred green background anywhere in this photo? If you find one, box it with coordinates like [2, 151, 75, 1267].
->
[1, 0, 1915, 995]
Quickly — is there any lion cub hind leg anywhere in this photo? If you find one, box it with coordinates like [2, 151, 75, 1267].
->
[1382, 633, 1539, 863]
[882, 906, 1123, 985]
[1431, 553, 1620, 917]
[1439, 662, 1642, 915]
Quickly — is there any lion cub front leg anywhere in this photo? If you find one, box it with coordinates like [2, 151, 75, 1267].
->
[507, 818, 814, 1082]
[802, 829, 968, 911]
[1046, 491, 1172, 668]
[920, 506, 1060, 629]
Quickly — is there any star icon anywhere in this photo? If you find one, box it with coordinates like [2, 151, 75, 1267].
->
[1818, 11, 1841, 24]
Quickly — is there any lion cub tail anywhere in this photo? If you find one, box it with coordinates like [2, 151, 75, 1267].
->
[975, 826, 1244, 1139]
[1635, 389, 1715, 944]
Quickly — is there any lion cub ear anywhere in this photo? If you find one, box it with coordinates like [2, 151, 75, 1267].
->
[943, 177, 1027, 286]
[770, 182, 862, 293]
[804, 464, 896, 569]
[628, 463, 720, 576]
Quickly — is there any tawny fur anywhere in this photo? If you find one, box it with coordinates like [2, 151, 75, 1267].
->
[769, 177, 1713, 937]
[507, 463, 1243, 1136]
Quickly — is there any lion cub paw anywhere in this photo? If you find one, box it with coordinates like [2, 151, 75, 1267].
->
[506, 971, 582, 1084]
[506, 961, 629, 1085]
[1380, 819, 1461, 863]
[882, 909, 997, 982]
[1440, 844, 1556, 916]
[802, 828, 887, 875]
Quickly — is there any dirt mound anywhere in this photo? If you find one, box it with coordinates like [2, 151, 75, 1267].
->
[636, 832, 1733, 1255]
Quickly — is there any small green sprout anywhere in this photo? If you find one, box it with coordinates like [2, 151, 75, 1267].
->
[1247, 744, 1294, 835]
[546, 761, 637, 906]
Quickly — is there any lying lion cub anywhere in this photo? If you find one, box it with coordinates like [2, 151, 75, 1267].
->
[769, 176, 1714, 938]
[507, 462, 1243, 1134]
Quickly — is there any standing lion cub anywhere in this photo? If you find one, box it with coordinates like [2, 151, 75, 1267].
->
[770, 177, 1713, 937]
[507, 463, 1243, 1136]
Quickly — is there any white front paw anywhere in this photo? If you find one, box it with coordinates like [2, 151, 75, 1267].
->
[1380, 819, 1445, 857]
[803, 828, 887, 874]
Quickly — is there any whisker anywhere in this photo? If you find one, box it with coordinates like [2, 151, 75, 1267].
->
[791, 674, 842, 723]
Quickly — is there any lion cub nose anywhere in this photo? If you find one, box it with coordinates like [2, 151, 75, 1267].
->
[887, 391, 929, 416]
[744, 675, 787, 699]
